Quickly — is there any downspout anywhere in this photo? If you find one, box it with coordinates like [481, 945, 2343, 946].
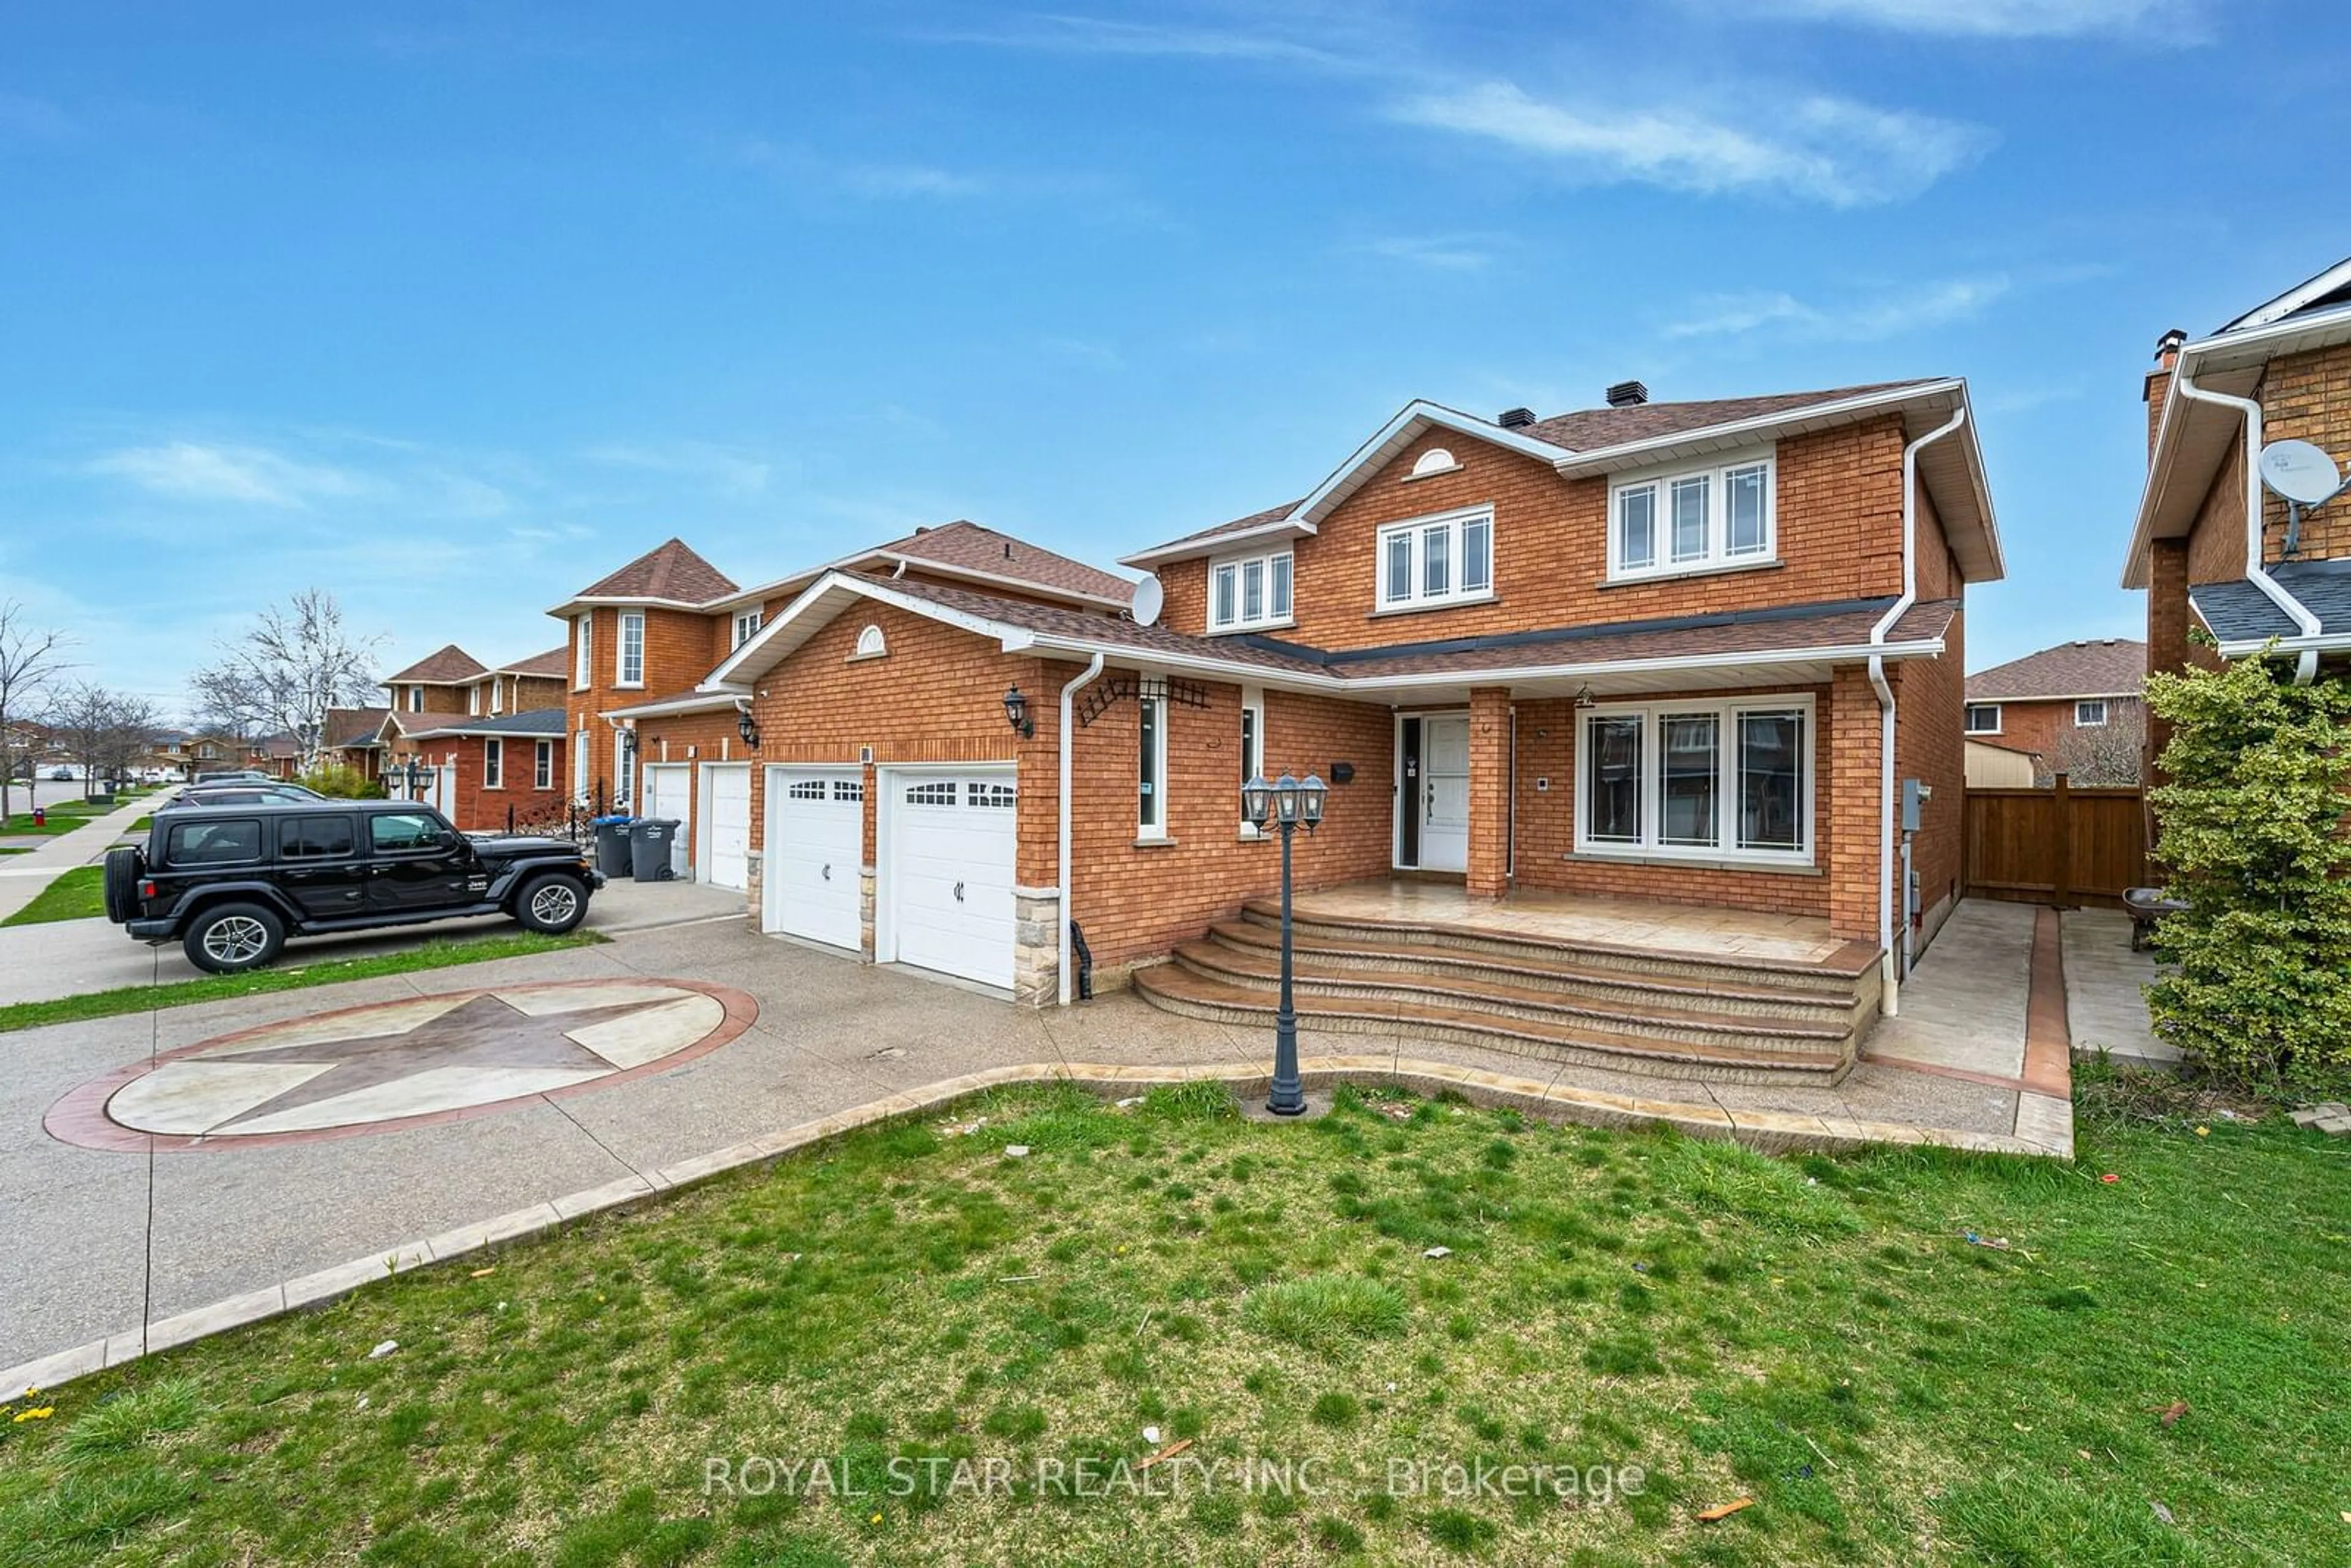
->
[2173, 369, 2323, 683]
[1868, 405, 1968, 1017]
[1057, 653, 1107, 1006]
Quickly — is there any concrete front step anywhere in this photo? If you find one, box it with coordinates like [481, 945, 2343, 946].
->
[1240, 901, 1873, 1000]
[1171, 940, 1850, 1057]
[1131, 962, 1853, 1087]
[1204, 920, 1862, 1029]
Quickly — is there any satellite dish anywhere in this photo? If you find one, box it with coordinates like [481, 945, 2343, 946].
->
[2259, 439, 2341, 506]
[1129, 573, 1164, 627]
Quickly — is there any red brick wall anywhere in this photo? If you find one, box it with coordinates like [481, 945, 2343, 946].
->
[1894, 618, 1965, 938]
[2257, 343, 2351, 563]
[435, 733, 566, 833]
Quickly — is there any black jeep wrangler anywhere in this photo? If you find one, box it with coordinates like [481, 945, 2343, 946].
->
[104, 799, 606, 973]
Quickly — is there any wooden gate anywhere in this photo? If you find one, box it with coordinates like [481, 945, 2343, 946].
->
[1963, 777, 2147, 909]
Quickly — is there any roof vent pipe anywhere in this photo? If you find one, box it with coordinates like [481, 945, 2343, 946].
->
[1497, 407, 1535, 430]
[1605, 380, 1649, 408]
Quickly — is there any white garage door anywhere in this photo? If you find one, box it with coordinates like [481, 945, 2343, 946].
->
[700, 763, 752, 891]
[641, 763, 692, 877]
[764, 767, 863, 951]
[885, 768, 1018, 990]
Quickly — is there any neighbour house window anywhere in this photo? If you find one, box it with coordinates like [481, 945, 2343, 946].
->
[1576, 699, 1813, 864]
[468, 685, 481, 716]
[1377, 506, 1493, 612]
[534, 740, 552, 790]
[573, 615, 592, 688]
[1608, 452, 1775, 581]
[573, 729, 590, 798]
[1209, 550, 1294, 632]
[484, 738, 503, 789]
[1238, 688, 1265, 835]
[407, 686, 424, 712]
[617, 613, 645, 687]
[1965, 704, 2002, 735]
[1138, 693, 1168, 838]
[733, 609, 762, 649]
[2075, 700, 2108, 727]
[612, 732, 632, 808]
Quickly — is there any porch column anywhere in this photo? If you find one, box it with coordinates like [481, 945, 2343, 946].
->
[1466, 686, 1512, 900]
[1827, 666, 1884, 945]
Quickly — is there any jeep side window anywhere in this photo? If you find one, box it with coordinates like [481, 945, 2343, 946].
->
[369, 812, 446, 855]
[168, 819, 263, 866]
[279, 816, 357, 860]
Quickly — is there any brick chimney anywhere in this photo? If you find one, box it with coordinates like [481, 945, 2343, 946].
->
[2144, 328, 2185, 458]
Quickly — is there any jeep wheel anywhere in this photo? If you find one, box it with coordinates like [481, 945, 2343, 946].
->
[182, 902, 286, 974]
[514, 872, 588, 935]
[102, 846, 144, 924]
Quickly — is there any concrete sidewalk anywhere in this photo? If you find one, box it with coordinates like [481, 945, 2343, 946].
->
[0, 792, 163, 923]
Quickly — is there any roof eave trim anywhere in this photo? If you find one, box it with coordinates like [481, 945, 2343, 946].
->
[602, 688, 751, 720]
[1545, 380, 1962, 478]
[702, 572, 1024, 689]
[1119, 517, 1317, 569]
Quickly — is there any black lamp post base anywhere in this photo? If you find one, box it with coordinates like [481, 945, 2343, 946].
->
[1242, 1087, 1333, 1123]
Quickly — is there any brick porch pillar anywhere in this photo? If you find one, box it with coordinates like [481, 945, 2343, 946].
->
[1827, 666, 1885, 945]
[1466, 686, 1512, 900]
[2145, 537, 2189, 787]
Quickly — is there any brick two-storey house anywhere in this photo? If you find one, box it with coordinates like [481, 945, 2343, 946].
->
[2126, 255, 2351, 773]
[1963, 639, 2145, 786]
[697, 379, 1997, 1082]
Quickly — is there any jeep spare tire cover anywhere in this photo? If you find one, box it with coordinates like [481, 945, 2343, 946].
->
[103, 846, 144, 925]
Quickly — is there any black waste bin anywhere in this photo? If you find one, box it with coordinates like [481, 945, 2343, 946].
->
[629, 819, 681, 882]
[591, 816, 636, 878]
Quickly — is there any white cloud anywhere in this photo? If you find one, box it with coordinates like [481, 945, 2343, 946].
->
[913, 14, 1346, 68]
[1665, 276, 2011, 340]
[1360, 233, 1502, 272]
[86, 441, 370, 508]
[1757, 0, 2203, 40]
[582, 441, 773, 498]
[1393, 81, 1990, 207]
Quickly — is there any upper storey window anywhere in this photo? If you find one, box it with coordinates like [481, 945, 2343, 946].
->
[1378, 505, 1493, 613]
[1209, 549, 1294, 632]
[1608, 451, 1775, 582]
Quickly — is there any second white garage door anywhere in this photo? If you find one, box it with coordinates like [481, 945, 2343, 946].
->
[883, 768, 1018, 990]
[640, 763, 692, 878]
[699, 763, 752, 891]
[763, 767, 863, 951]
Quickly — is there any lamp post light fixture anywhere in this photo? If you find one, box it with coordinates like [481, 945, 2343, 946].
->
[1002, 684, 1033, 738]
[1240, 770, 1327, 1117]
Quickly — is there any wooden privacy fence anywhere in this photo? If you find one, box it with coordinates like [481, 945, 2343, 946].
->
[1963, 777, 2148, 910]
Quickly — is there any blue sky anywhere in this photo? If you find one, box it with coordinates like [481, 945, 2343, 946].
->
[3, 1, 2345, 713]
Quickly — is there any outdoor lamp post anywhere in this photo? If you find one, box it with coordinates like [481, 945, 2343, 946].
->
[1240, 770, 1327, 1116]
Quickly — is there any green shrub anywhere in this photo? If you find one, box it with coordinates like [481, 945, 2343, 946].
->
[301, 762, 384, 799]
[2144, 650, 2351, 1094]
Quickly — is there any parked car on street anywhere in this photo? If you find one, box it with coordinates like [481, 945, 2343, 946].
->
[159, 782, 324, 811]
[104, 798, 605, 973]
[192, 768, 270, 784]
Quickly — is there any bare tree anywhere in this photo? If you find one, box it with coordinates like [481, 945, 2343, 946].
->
[189, 590, 383, 774]
[0, 601, 75, 822]
[47, 682, 163, 791]
[2050, 699, 2148, 787]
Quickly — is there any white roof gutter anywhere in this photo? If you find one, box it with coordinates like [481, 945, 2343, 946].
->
[2173, 368, 2322, 683]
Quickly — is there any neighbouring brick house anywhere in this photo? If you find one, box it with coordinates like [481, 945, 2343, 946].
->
[403, 708, 569, 835]
[688, 378, 1997, 1059]
[2126, 254, 2351, 774]
[552, 526, 1136, 890]
[1963, 638, 2145, 786]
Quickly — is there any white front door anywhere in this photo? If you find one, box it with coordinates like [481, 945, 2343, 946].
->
[641, 763, 692, 877]
[883, 768, 1018, 989]
[1420, 715, 1471, 872]
[765, 767, 863, 951]
[699, 763, 752, 891]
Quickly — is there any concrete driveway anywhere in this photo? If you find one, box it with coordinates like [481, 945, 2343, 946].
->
[0, 877, 748, 1007]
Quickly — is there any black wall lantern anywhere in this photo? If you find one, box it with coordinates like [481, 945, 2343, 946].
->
[736, 707, 761, 751]
[1002, 684, 1033, 738]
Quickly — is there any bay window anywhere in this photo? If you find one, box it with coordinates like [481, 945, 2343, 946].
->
[1576, 698, 1812, 864]
[1209, 549, 1293, 632]
[1610, 452, 1775, 581]
[1378, 505, 1493, 612]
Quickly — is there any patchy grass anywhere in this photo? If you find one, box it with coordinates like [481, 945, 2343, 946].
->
[0, 929, 608, 1034]
[0, 1082, 2345, 1564]
[0, 865, 105, 926]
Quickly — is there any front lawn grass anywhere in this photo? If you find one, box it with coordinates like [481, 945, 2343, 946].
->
[0, 809, 88, 836]
[0, 865, 105, 926]
[1, 1073, 2344, 1566]
[0, 929, 609, 1033]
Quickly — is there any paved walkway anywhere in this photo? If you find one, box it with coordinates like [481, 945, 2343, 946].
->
[0, 792, 160, 923]
[2062, 909, 2177, 1067]
[2, 898, 2079, 1387]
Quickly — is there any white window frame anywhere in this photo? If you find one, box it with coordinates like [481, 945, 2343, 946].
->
[572, 614, 592, 689]
[483, 737, 504, 790]
[1375, 504, 1494, 614]
[616, 612, 645, 688]
[1573, 696, 1814, 868]
[1607, 450, 1776, 583]
[406, 685, 424, 713]
[1138, 692, 1168, 840]
[572, 729, 590, 798]
[2074, 700, 2108, 727]
[1965, 703, 2003, 735]
[1207, 549, 1295, 633]
[612, 731, 632, 809]
[1238, 686, 1265, 838]
[533, 739, 553, 790]
[733, 609, 763, 649]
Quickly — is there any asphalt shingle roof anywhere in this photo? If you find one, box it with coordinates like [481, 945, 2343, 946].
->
[1967, 639, 2147, 701]
[325, 707, 392, 748]
[407, 707, 568, 738]
[2193, 560, 2351, 642]
[880, 520, 1134, 604]
[383, 645, 488, 685]
[576, 538, 740, 602]
[498, 646, 571, 678]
